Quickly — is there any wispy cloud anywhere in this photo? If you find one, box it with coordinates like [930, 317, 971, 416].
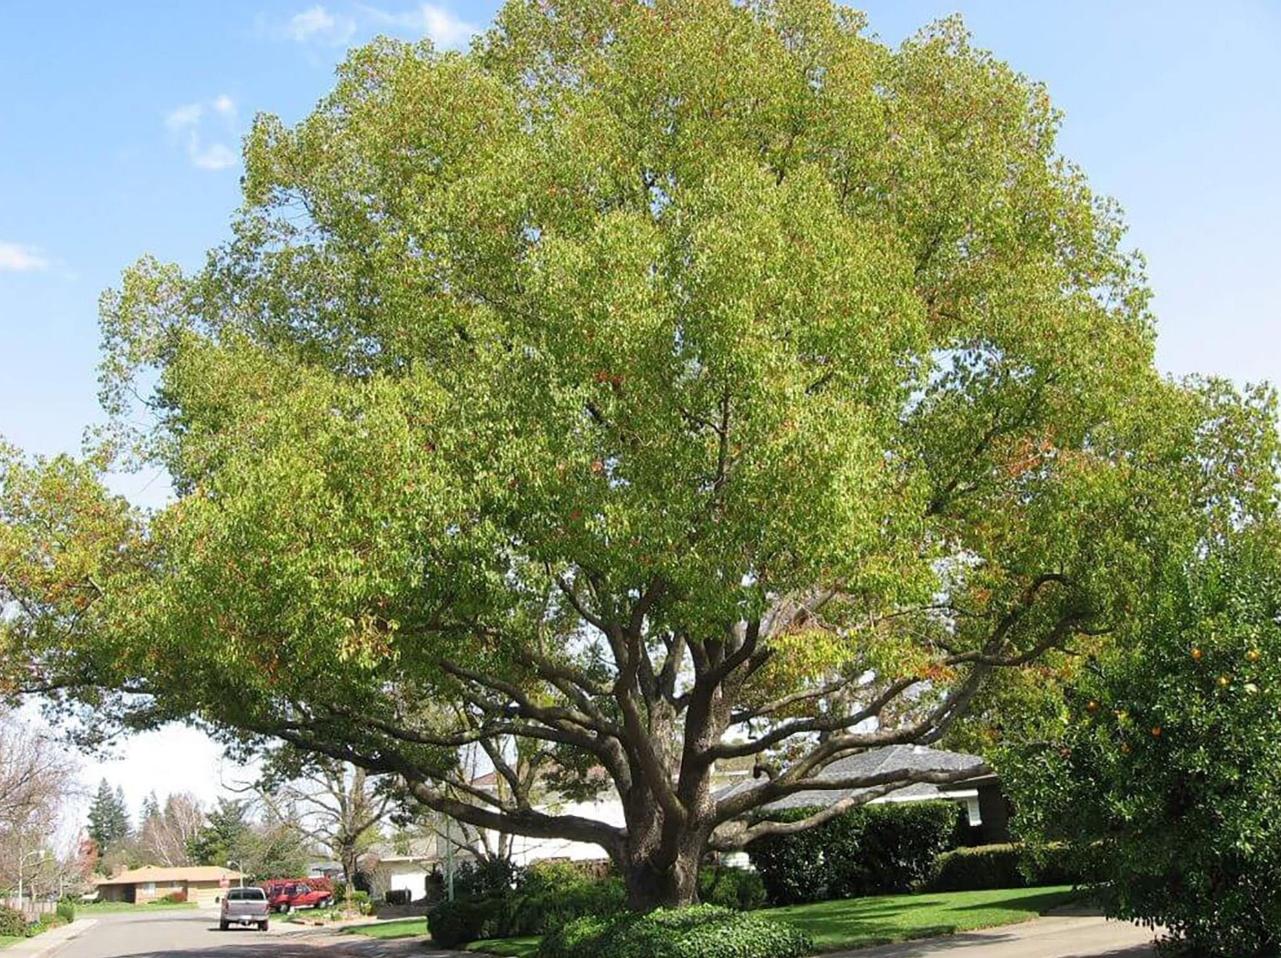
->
[287, 5, 358, 45]
[362, 3, 477, 50]
[0, 242, 49, 273]
[280, 3, 477, 52]
[165, 94, 239, 172]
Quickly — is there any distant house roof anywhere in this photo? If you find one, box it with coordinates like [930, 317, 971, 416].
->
[94, 865, 242, 887]
[715, 744, 989, 812]
[363, 837, 439, 864]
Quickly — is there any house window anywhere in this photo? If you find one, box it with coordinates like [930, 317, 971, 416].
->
[142, 882, 156, 895]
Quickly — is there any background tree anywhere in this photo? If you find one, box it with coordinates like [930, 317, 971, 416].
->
[186, 796, 310, 881]
[137, 793, 204, 867]
[85, 779, 130, 868]
[2, 0, 1277, 911]
[0, 713, 80, 894]
[253, 751, 393, 903]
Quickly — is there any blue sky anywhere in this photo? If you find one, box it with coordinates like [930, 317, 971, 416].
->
[2, 0, 1280, 814]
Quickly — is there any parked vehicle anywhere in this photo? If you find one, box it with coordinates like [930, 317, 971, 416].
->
[219, 886, 269, 931]
[261, 877, 334, 913]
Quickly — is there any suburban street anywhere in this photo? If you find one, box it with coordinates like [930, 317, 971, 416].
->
[41, 909, 443, 958]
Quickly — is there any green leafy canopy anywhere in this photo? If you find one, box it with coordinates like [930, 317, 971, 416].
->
[2, 0, 1276, 909]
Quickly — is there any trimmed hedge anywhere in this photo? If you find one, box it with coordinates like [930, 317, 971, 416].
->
[56, 900, 76, 923]
[748, 800, 962, 904]
[537, 905, 812, 958]
[928, 843, 1089, 891]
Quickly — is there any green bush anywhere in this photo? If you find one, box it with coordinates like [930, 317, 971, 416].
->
[748, 800, 961, 904]
[698, 866, 766, 911]
[538, 905, 812, 958]
[928, 842, 1089, 892]
[56, 900, 76, 923]
[429, 863, 628, 944]
[428, 896, 507, 947]
[509, 863, 626, 935]
[454, 857, 526, 898]
[0, 906, 25, 937]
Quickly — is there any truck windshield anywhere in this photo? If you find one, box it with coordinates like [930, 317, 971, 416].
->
[227, 888, 266, 901]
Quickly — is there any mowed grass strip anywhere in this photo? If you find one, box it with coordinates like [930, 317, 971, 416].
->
[766, 886, 1078, 952]
[350, 885, 1079, 955]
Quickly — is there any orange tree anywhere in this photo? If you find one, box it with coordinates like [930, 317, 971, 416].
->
[1004, 491, 1281, 956]
[2, 0, 1276, 911]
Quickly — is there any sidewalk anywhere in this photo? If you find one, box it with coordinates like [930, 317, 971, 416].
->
[4, 919, 97, 958]
[821, 914, 1157, 958]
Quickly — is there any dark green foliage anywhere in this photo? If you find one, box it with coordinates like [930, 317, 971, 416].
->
[0, 907, 25, 937]
[428, 861, 629, 945]
[186, 798, 251, 866]
[926, 843, 1088, 892]
[537, 905, 812, 958]
[454, 857, 526, 899]
[748, 801, 962, 904]
[55, 901, 75, 923]
[508, 862, 626, 934]
[86, 779, 131, 857]
[698, 866, 767, 911]
[428, 896, 506, 947]
[1002, 531, 1281, 957]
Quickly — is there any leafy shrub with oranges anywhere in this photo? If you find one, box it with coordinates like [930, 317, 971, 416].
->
[1003, 534, 1281, 957]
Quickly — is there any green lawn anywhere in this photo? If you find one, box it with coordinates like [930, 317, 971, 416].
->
[350, 886, 1078, 955]
[346, 917, 427, 939]
[0, 936, 22, 949]
[765, 886, 1077, 952]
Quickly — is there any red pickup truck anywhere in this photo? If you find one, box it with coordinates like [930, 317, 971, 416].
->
[262, 878, 334, 913]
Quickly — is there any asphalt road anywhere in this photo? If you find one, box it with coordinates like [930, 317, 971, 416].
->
[48, 908, 420, 958]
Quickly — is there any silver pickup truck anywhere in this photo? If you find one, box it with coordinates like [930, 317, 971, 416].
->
[219, 886, 270, 931]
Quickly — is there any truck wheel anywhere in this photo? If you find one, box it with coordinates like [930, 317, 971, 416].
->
[259, 920, 269, 931]
[219, 920, 229, 931]
[282, 903, 292, 914]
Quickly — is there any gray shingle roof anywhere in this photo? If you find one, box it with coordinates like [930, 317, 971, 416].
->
[715, 744, 987, 812]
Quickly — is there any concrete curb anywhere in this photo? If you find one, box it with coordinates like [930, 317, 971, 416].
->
[4, 918, 98, 958]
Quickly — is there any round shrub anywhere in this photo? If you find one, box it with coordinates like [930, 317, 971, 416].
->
[428, 896, 505, 947]
[56, 900, 76, 923]
[537, 905, 812, 958]
[0, 907, 25, 938]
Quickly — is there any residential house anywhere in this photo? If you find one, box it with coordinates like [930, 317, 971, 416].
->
[93, 865, 243, 906]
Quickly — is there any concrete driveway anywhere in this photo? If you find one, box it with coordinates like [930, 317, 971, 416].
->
[827, 914, 1158, 958]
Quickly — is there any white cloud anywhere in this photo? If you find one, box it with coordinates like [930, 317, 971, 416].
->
[284, 3, 477, 51]
[212, 93, 237, 118]
[191, 142, 238, 170]
[288, 4, 357, 44]
[0, 242, 49, 272]
[413, 3, 476, 49]
[165, 94, 240, 172]
[165, 102, 203, 131]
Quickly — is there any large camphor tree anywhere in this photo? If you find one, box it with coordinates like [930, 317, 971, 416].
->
[2, 0, 1275, 910]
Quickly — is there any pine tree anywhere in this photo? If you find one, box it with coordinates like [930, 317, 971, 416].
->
[86, 778, 131, 859]
[186, 798, 250, 867]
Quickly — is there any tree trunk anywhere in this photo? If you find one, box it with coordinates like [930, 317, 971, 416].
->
[340, 844, 359, 914]
[618, 831, 705, 911]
